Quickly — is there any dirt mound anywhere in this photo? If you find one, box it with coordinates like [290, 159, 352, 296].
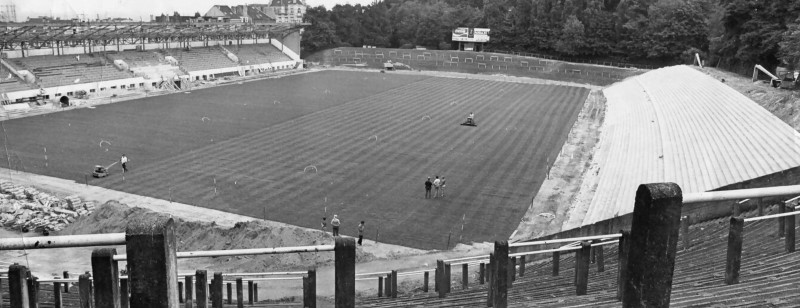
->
[59, 201, 377, 272]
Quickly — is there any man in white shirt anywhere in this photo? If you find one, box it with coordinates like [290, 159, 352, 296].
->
[331, 214, 341, 236]
[433, 176, 441, 198]
[120, 154, 129, 173]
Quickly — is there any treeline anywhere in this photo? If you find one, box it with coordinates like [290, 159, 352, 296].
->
[301, 0, 800, 70]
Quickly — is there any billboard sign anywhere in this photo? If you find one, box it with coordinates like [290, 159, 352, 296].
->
[452, 27, 490, 43]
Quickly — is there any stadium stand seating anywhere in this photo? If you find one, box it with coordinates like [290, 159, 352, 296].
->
[9, 54, 133, 88]
[356, 206, 800, 307]
[0, 65, 32, 93]
[230, 44, 293, 65]
[106, 50, 186, 80]
[163, 46, 239, 72]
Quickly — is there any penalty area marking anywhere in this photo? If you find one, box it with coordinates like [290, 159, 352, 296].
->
[303, 165, 318, 173]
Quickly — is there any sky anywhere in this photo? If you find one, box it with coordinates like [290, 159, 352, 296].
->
[10, 0, 375, 21]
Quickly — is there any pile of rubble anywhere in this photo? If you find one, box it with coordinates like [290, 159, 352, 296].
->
[0, 181, 95, 234]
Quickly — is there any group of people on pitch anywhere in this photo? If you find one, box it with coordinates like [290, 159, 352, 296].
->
[425, 176, 446, 199]
[321, 215, 367, 246]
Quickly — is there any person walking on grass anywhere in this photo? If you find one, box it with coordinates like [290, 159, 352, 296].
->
[120, 154, 129, 173]
[331, 214, 341, 236]
[433, 176, 441, 198]
[321, 217, 328, 232]
[425, 177, 433, 199]
[440, 176, 446, 198]
[358, 221, 365, 245]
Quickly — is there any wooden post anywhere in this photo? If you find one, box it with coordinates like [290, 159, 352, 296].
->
[195, 270, 208, 308]
[462, 263, 468, 289]
[757, 198, 763, 216]
[487, 253, 494, 307]
[247, 281, 253, 305]
[436, 260, 445, 298]
[423, 271, 429, 292]
[384, 274, 390, 298]
[63, 271, 70, 293]
[334, 237, 356, 308]
[79, 273, 93, 308]
[617, 230, 630, 301]
[9, 263, 29, 308]
[55, 282, 63, 308]
[622, 183, 683, 308]
[235, 278, 243, 308]
[302, 277, 309, 307]
[211, 273, 222, 308]
[226, 283, 232, 305]
[125, 217, 179, 308]
[177, 282, 183, 304]
[120, 279, 129, 308]
[307, 269, 316, 308]
[733, 200, 741, 217]
[390, 270, 398, 299]
[596, 241, 605, 272]
[91, 248, 120, 308]
[377, 277, 383, 297]
[183, 276, 193, 308]
[576, 241, 591, 295]
[786, 206, 795, 253]
[552, 251, 560, 276]
[682, 215, 691, 250]
[780, 202, 786, 238]
[510, 257, 516, 282]
[479, 263, 485, 284]
[444, 264, 451, 294]
[493, 241, 508, 308]
[726, 217, 744, 284]
[519, 256, 526, 277]
[253, 283, 258, 303]
[27, 276, 39, 308]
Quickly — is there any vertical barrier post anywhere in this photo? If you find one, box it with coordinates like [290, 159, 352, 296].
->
[444, 264, 451, 294]
[552, 251, 560, 276]
[120, 279, 129, 308]
[479, 263, 485, 284]
[183, 277, 192, 308]
[785, 206, 795, 253]
[307, 269, 316, 308]
[253, 283, 258, 303]
[462, 264, 468, 289]
[195, 270, 208, 308]
[384, 274, 390, 298]
[63, 272, 70, 293]
[247, 281, 253, 305]
[226, 283, 232, 305]
[211, 273, 222, 308]
[436, 261, 444, 298]
[732, 200, 741, 217]
[757, 198, 763, 216]
[510, 257, 516, 282]
[391, 270, 398, 299]
[493, 241, 508, 308]
[519, 256, 526, 277]
[79, 273, 93, 308]
[726, 217, 744, 284]
[622, 183, 682, 308]
[682, 215, 691, 250]
[9, 263, 30, 308]
[55, 282, 63, 308]
[596, 240, 605, 272]
[177, 282, 183, 304]
[27, 276, 38, 308]
[126, 217, 179, 308]
[576, 241, 591, 295]
[617, 230, 630, 301]
[235, 278, 243, 308]
[91, 248, 120, 308]
[377, 277, 383, 297]
[780, 202, 786, 238]
[423, 271, 429, 292]
[487, 253, 494, 307]
[302, 277, 309, 307]
[334, 237, 356, 308]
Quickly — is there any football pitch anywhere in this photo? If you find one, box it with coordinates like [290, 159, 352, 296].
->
[0, 70, 589, 249]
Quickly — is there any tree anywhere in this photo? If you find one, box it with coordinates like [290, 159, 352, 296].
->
[643, 0, 709, 61]
[555, 15, 585, 56]
[779, 17, 800, 69]
[301, 6, 340, 57]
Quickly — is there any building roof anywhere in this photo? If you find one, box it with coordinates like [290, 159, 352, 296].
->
[269, 0, 305, 6]
[205, 5, 275, 23]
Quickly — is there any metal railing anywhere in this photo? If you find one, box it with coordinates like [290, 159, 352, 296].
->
[0, 233, 126, 250]
[113, 244, 335, 261]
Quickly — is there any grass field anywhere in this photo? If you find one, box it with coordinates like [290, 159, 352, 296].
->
[0, 70, 589, 249]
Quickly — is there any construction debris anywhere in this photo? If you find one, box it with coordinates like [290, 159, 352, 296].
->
[0, 181, 91, 234]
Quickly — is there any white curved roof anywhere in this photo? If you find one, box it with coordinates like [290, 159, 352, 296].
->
[582, 65, 800, 226]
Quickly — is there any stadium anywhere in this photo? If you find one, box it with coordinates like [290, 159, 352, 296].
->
[0, 1, 798, 307]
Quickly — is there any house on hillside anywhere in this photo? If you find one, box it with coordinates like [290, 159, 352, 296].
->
[204, 5, 277, 23]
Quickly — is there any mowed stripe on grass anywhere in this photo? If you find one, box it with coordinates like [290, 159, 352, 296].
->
[96, 77, 588, 249]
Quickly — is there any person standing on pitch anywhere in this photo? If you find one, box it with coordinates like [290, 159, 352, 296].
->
[120, 154, 129, 173]
[331, 215, 341, 236]
[440, 176, 446, 198]
[433, 176, 441, 199]
[321, 217, 328, 232]
[425, 177, 433, 199]
[357, 221, 365, 245]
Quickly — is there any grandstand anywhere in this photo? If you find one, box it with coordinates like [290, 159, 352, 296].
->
[9, 54, 134, 88]
[231, 44, 293, 66]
